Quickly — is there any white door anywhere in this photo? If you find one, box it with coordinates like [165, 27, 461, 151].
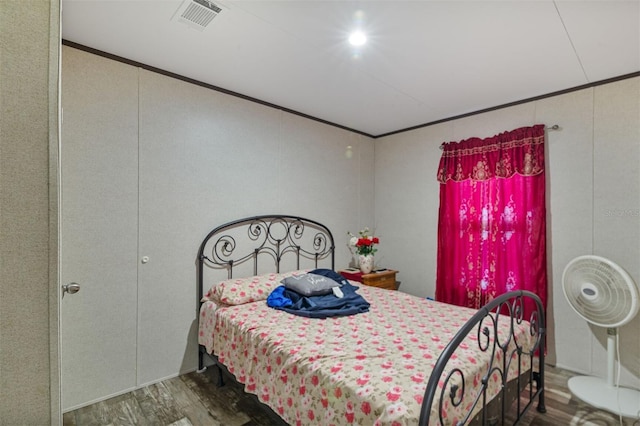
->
[60, 47, 139, 411]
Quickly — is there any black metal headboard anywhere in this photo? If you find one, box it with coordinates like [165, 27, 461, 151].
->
[197, 215, 335, 307]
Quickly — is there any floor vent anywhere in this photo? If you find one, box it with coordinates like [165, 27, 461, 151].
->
[172, 0, 222, 31]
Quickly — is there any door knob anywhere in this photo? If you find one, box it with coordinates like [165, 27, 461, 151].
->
[62, 282, 80, 298]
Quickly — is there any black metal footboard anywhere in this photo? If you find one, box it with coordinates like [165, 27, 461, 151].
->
[419, 291, 546, 425]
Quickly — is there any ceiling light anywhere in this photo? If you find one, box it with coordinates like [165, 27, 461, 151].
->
[348, 31, 367, 46]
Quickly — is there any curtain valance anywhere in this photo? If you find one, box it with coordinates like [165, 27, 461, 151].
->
[437, 124, 545, 183]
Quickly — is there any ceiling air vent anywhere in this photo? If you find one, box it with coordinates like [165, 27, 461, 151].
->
[172, 0, 222, 31]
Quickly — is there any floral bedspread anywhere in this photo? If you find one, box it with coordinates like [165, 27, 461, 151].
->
[199, 284, 533, 425]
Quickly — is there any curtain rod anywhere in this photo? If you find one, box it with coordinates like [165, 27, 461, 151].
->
[439, 124, 560, 150]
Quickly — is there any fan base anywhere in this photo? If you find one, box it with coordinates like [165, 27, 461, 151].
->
[568, 376, 640, 418]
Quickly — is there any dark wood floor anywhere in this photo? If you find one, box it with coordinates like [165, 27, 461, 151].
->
[63, 365, 639, 426]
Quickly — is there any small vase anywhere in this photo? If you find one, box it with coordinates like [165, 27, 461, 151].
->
[358, 254, 374, 274]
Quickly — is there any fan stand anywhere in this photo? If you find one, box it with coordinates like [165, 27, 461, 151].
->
[567, 328, 640, 419]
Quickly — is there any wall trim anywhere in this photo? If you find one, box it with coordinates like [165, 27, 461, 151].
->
[51, 1, 62, 424]
[61, 40, 373, 138]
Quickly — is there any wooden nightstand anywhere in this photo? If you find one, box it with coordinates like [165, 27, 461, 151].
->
[339, 269, 398, 290]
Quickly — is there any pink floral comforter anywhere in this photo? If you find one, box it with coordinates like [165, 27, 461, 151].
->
[199, 283, 533, 425]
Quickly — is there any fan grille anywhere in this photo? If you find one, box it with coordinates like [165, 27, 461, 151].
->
[562, 256, 639, 328]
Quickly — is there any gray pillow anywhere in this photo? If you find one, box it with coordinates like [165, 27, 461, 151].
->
[281, 273, 340, 297]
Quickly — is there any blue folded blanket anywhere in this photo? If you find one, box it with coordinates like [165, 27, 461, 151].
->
[266, 269, 370, 318]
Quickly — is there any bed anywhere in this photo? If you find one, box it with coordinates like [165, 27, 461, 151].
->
[197, 215, 546, 425]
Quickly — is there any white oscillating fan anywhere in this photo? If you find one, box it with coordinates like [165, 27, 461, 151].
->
[562, 255, 640, 418]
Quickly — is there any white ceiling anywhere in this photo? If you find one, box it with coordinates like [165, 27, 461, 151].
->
[61, 0, 640, 137]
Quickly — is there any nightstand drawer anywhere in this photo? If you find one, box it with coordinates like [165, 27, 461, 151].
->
[362, 270, 397, 290]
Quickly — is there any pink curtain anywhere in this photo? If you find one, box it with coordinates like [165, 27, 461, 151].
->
[435, 124, 547, 320]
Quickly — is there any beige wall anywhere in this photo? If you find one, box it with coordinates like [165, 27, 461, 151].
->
[0, 0, 60, 424]
[374, 77, 640, 388]
[135, 67, 375, 387]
